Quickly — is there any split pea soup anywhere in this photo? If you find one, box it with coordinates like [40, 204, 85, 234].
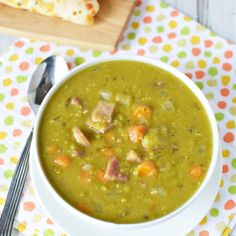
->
[39, 60, 212, 224]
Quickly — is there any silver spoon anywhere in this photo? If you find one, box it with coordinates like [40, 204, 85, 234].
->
[0, 55, 68, 236]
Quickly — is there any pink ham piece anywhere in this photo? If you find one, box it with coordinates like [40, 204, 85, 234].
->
[126, 150, 142, 163]
[116, 173, 128, 182]
[72, 127, 90, 147]
[70, 96, 82, 106]
[104, 157, 119, 181]
[92, 101, 115, 123]
[104, 157, 128, 182]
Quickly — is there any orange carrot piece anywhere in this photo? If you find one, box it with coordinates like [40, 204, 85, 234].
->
[97, 169, 108, 183]
[46, 145, 58, 155]
[54, 155, 70, 167]
[128, 125, 146, 144]
[137, 160, 157, 177]
[77, 203, 92, 215]
[79, 169, 91, 184]
[149, 203, 158, 212]
[100, 148, 115, 158]
[133, 105, 151, 120]
[190, 165, 205, 178]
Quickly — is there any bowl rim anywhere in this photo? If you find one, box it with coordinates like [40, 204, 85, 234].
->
[32, 55, 219, 229]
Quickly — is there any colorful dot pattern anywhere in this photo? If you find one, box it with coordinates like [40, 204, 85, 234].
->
[0, 1, 236, 236]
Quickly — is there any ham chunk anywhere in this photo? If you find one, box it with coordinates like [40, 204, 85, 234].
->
[92, 101, 115, 123]
[70, 96, 82, 106]
[104, 157, 128, 182]
[72, 127, 90, 147]
[104, 157, 119, 181]
[86, 120, 113, 134]
[116, 174, 128, 182]
[127, 150, 142, 163]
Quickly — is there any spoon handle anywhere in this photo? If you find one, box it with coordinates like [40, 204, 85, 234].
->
[0, 130, 33, 236]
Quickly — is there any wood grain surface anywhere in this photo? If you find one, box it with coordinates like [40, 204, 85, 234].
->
[0, 0, 135, 51]
[164, 0, 236, 43]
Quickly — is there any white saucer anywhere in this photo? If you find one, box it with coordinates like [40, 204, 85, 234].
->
[30, 152, 221, 236]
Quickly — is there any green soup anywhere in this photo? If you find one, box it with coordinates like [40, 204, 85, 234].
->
[39, 61, 212, 223]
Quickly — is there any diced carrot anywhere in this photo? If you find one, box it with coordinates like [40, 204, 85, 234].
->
[46, 144, 58, 155]
[137, 160, 157, 177]
[133, 105, 151, 120]
[100, 148, 115, 158]
[54, 155, 70, 167]
[79, 169, 91, 184]
[97, 169, 108, 183]
[77, 202, 92, 215]
[149, 203, 158, 212]
[128, 125, 146, 144]
[190, 165, 205, 178]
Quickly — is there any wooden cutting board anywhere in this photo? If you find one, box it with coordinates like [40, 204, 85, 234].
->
[0, 0, 135, 51]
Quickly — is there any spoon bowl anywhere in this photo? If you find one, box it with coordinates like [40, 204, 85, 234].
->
[28, 55, 69, 114]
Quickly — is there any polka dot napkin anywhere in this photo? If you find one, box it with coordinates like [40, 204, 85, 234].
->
[0, 1, 235, 235]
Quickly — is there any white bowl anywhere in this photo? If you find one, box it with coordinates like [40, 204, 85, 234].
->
[31, 55, 221, 234]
